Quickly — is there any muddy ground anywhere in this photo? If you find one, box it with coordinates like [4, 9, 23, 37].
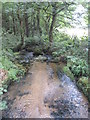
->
[2, 61, 89, 118]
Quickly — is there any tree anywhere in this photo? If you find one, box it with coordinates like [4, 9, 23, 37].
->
[2, 2, 76, 49]
[24, 3, 29, 37]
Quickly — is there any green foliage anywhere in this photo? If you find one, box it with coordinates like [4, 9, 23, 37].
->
[1, 57, 25, 83]
[77, 77, 90, 101]
[24, 35, 40, 45]
[1, 2, 89, 104]
[0, 33, 26, 109]
[0, 55, 26, 111]
[78, 77, 88, 86]
[52, 33, 88, 60]
[2, 31, 21, 50]
[8, 68, 18, 81]
[0, 101, 7, 110]
[2, 57, 16, 70]
[0, 63, 4, 69]
[52, 51, 59, 57]
[52, 33, 74, 57]
[63, 66, 74, 80]
[33, 47, 42, 55]
[0, 87, 7, 96]
[67, 56, 88, 77]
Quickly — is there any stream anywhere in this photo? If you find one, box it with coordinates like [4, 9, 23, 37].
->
[2, 60, 89, 118]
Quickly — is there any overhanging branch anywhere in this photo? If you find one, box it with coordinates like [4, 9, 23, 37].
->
[55, 2, 75, 15]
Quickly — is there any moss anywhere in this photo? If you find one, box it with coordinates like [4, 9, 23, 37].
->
[63, 66, 74, 80]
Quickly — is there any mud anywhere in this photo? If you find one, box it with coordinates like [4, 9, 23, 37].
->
[2, 61, 88, 118]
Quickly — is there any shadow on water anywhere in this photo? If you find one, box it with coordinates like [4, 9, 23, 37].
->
[45, 63, 88, 118]
[2, 59, 89, 118]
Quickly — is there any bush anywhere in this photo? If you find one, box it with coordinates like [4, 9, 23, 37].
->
[1, 56, 25, 85]
[63, 66, 74, 80]
[0, 55, 25, 111]
[2, 32, 21, 50]
[67, 56, 88, 77]
[0, 101, 7, 110]
[0, 33, 26, 110]
[77, 77, 90, 101]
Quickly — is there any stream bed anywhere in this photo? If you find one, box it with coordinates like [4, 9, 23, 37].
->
[2, 61, 89, 118]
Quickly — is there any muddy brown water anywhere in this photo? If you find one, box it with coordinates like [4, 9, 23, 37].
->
[2, 61, 89, 118]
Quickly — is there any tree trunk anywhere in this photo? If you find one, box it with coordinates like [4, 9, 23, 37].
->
[17, 10, 24, 44]
[13, 20, 24, 52]
[49, 3, 57, 44]
[33, 15, 36, 33]
[31, 13, 36, 37]
[37, 9, 42, 36]
[12, 10, 16, 35]
[30, 13, 33, 37]
[24, 12, 29, 37]
[49, 14, 56, 43]
[17, 8, 24, 47]
[20, 21, 24, 46]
